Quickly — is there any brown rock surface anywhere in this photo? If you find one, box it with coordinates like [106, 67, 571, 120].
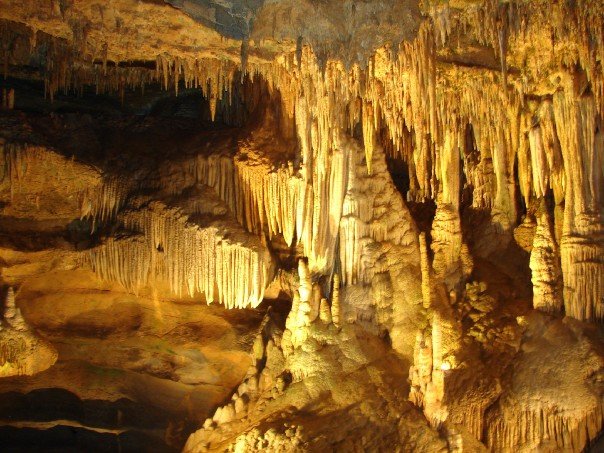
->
[0, 1, 602, 451]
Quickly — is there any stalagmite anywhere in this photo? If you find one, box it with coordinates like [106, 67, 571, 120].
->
[431, 204, 465, 291]
[423, 312, 449, 427]
[409, 331, 433, 408]
[3, 287, 26, 332]
[0, 287, 57, 377]
[319, 298, 331, 324]
[285, 293, 300, 334]
[297, 260, 312, 304]
[331, 274, 341, 328]
[530, 206, 563, 314]
[294, 299, 313, 328]
[310, 284, 322, 323]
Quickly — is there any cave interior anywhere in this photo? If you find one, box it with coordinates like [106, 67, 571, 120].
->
[0, 1, 603, 452]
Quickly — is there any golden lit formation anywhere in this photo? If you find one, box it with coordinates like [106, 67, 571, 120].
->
[0, 0, 602, 452]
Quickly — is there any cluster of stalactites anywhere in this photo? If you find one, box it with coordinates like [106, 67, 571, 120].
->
[0, 20, 243, 114]
[0, 142, 80, 201]
[80, 175, 132, 229]
[155, 54, 237, 120]
[32, 32, 161, 103]
[252, 0, 602, 214]
[88, 199, 273, 309]
[159, 150, 301, 250]
[253, 21, 518, 225]
[428, 0, 604, 111]
[486, 402, 604, 452]
[150, 46, 355, 275]
[252, 22, 437, 182]
[254, 6, 602, 321]
[521, 100, 566, 206]
[234, 158, 302, 248]
[167, 143, 348, 276]
[251, 49, 365, 274]
[251, 18, 513, 223]
[0, 142, 30, 195]
[552, 78, 603, 322]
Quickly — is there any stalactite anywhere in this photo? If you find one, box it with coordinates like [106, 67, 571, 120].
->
[1, 88, 14, 109]
[159, 152, 237, 211]
[552, 79, 603, 321]
[80, 175, 132, 227]
[234, 156, 302, 247]
[362, 100, 376, 175]
[487, 403, 604, 452]
[89, 198, 274, 309]
[420, 232, 432, 309]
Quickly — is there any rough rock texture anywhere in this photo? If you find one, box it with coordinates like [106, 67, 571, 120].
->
[0, 287, 58, 377]
[185, 262, 448, 452]
[0, 0, 603, 451]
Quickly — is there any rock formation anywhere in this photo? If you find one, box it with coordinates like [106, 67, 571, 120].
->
[0, 0, 602, 451]
[0, 287, 58, 377]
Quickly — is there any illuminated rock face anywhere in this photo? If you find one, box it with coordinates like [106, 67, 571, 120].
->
[89, 196, 274, 309]
[0, 288, 58, 377]
[0, 0, 603, 451]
